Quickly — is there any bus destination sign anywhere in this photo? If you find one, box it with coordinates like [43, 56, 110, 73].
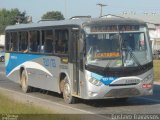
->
[91, 25, 139, 32]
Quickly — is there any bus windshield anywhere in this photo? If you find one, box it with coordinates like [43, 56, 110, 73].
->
[86, 31, 152, 68]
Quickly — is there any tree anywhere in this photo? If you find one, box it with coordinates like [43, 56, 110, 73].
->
[0, 8, 28, 34]
[41, 11, 64, 20]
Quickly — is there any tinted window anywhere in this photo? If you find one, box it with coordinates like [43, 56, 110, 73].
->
[5, 32, 10, 51]
[29, 31, 40, 53]
[55, 29, 68, 54]
[19, 32, 28, 52]
[10, 32, 18, 52]
[42, 30, 54, 53]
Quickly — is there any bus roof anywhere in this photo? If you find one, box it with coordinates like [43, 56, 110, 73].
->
[5, 18, 146, 31]
[5, 19, 89, 31]
[84, 18, 146, 26]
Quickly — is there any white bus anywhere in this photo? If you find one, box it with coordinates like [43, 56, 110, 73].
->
[5, 18, 153, 104]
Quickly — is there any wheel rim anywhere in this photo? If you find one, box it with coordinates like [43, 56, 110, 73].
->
[64, 83, 71, 101]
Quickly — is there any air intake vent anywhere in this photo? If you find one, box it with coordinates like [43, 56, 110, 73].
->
[109, 83, 138, 87]
[104, 88, 140, 97]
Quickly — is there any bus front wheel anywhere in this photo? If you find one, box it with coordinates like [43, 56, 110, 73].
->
[20, 70, 30, 93]
[63, 78, 76, 104]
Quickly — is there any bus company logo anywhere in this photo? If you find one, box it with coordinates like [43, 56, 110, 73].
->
[102, 77, 117, 81]
[43, 58, 56, 68]
[10, 56, 17, 59]
[101, 77, 118, 85]
[125, 79, 140, 84]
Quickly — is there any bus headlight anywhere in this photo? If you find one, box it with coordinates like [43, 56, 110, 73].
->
[89, 78, 103, 86]
[142, 74, 153, 89]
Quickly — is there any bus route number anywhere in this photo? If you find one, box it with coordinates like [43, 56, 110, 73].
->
[43, 58, 56, 68]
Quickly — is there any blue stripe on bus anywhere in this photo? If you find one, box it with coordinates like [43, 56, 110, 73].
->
[91, 72, 118, 85]
[5, 53, 44, 75]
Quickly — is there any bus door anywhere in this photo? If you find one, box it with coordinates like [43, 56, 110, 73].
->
[70, 28, 80, 95]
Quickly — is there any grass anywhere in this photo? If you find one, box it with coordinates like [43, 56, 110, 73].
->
[0, 92, 80, 120]
[0, 92, 53, 114]
[153, 60, 160, 82]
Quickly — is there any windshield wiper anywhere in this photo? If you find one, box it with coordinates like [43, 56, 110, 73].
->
[125, 47, 144, 70]
[120, 30, 143, 70]
[103, 60, 111, 72]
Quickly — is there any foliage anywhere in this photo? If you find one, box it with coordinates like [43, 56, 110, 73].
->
[154, 60, 160, 82]
[41, 11, 64, 20]
[0, 8, 28, 34]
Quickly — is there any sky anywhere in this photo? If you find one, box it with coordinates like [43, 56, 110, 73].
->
[0, 0, 160, 22]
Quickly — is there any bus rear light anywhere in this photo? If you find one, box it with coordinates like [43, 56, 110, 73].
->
[142, 84, 152, 88]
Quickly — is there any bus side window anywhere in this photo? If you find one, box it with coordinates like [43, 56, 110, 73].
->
[55, 29, 68, 54]
[42, 30, 54, 54]
[11, 32, 18, 52]
[5, 32, 11, 51]
[19, 32, 28, 52]
[29, 31, 40, 53]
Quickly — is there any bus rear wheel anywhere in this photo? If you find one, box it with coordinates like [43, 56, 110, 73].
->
[63, 78, 76, 104]
[20, 70, 30, 93]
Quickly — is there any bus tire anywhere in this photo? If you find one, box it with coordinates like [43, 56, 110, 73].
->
[20, 70, 30, 93]
[63, 77, 76, 104]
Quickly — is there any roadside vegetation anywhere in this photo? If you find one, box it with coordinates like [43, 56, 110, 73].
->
[0, 92, 53, 114]
[153, 60, 160, 82]
[0, 92, 79, 120]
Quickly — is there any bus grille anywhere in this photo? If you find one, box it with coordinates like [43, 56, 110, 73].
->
[109, 83, 138, 86]
[104, 88, 140, 98]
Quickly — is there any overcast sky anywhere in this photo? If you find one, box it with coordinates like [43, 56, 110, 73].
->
[0, 0, 160, 22]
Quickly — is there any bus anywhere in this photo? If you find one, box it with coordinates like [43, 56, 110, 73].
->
[5, 18, 153, 104]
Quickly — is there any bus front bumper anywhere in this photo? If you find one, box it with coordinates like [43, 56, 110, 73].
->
[84, 82, 153, 100]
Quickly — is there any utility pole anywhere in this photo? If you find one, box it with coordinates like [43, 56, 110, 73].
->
[65, 0, 67, 19]
[97, 3, 107, 17]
